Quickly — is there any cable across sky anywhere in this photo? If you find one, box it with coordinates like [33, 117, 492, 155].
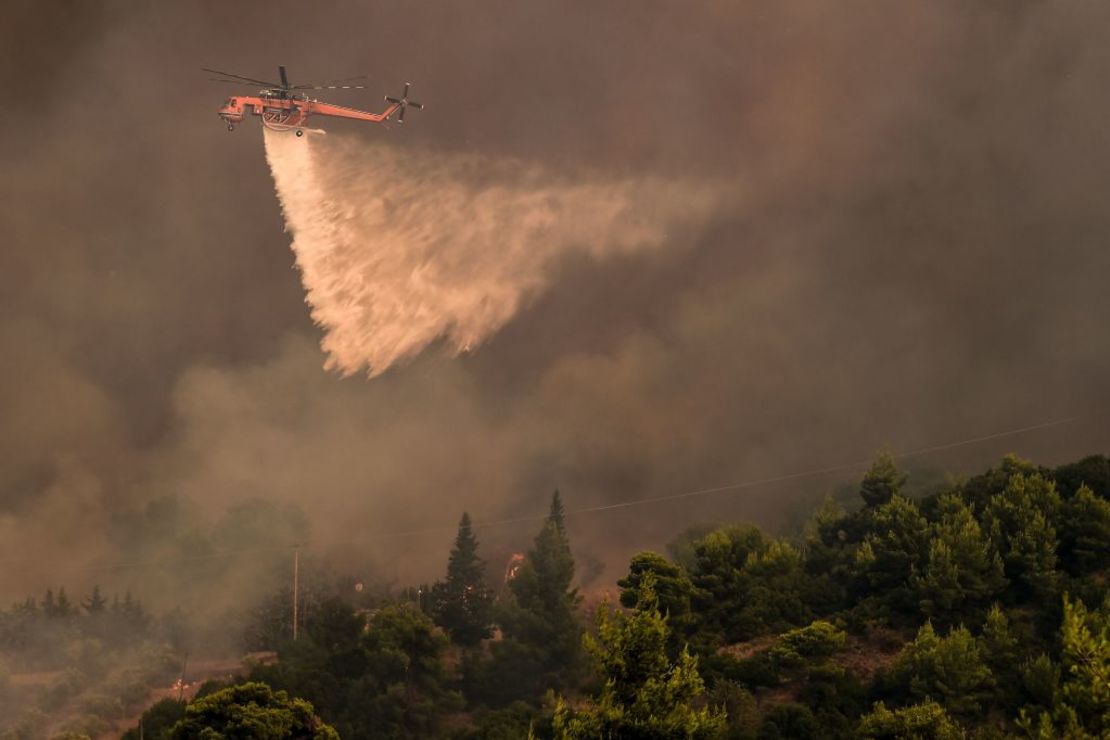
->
[0, 412, 1098, 578]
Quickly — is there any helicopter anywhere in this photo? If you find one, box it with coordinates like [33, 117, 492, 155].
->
[206, 65, 422, 136]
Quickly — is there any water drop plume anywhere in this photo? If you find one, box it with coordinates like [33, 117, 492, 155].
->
[264, 129, 724, 376]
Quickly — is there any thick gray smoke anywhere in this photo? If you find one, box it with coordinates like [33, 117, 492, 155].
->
[2, 1, 1110, 599]
[264, 129, 724, 374]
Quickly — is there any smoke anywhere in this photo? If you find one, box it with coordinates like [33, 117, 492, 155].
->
[2, 0, 1110, 603]
[263, 129, 724, 375]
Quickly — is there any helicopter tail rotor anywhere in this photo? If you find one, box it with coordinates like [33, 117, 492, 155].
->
[385, 83, 423, 123]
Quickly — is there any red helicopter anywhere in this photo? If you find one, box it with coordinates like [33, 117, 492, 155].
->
[206, 65, 422, 136]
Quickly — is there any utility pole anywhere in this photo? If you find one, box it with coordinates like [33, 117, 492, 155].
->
[292, 545, 300, 641]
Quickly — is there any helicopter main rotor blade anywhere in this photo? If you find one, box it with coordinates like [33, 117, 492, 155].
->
[208, 78, 266, 87]
[293, 81, 370, 89]
[292, 75, 368, 89]
[202, 67, 279, 87]
[278, 66, 290, 89]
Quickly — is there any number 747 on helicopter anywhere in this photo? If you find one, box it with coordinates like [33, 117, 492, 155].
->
[206, 65, 422, 136]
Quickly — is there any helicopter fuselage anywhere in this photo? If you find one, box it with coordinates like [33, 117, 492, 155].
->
[219, 94, 402, 133]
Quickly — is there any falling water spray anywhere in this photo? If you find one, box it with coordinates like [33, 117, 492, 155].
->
[263, 129, 725, 376]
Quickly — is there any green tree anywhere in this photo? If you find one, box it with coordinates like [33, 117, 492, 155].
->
[1058, 485, 1110, 575]
[1052, 454, 1110, 500]
[1018, 594, 1109, 738]
[960, 454, 1041, 512]
[343, 603, 460, 737]
[618, 552, 695, 615]
[860, 452, 907, 508]
[768, 620, 846, 669]
[912, 495, 1005, 627]
[170, 682, 338, 739]
[690, 525, 768, 642]
[500, 491, 582, 687]
[429, 512, 494, 647]
[1019, 653, 1060, 711]
[801, 497, 857, 615]
[740, 541, 812, 635]
[857, 700, 964, 739]
[690, 526, 809, 641]
[618, 552, 698, 643]
[306, 596, 364, 656]
[977, 604, 1021, 708]
[854, 496, 929, 613]
[553, 573, 726, 739]
[892, 622, 994, 721]
[362, 603, 454, 696]
[985, 473, 1060, 600]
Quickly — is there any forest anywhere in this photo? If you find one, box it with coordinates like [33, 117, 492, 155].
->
[1, 452, 1108, 738]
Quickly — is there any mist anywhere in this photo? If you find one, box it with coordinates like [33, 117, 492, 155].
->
[1, 0, 1109, 607]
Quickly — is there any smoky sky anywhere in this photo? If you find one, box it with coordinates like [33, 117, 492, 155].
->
[2, 0, 1109, 599]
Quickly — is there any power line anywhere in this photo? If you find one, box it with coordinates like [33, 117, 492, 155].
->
[566, 413, 1089, 515]
[0, 412, 1097, 578]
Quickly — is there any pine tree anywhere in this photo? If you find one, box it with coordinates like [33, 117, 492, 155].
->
[913, 495, 1005, 627]
[985, 473, 1060, 599]
[689, 524, 773, 641]
[617, 551, 697, 641]
[83, 585, 107, 614]
[502, 490, 582, 682]
[429, 512, 494, 647]
[55, 588, 74, 618]
[894, 622, 995, 721]
[854, 496, 929, 612]
[979, 603, 1021, 707]
[1018, 594, 1110, 738]
[1058, 485, 1110, 574]
[119, 592, 149, 632]
[1056, 595, 1110, 735]
[978, 604, 1018, 673]
[548, 489, 566, 531]
[553, 573, 725, 739]
[859, 452, 907, 508]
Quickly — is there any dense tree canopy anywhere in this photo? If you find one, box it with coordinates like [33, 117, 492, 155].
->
[169, 682, 338, 739]
[100, 452, 1110, 740]
[554, 573, 725, 739]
